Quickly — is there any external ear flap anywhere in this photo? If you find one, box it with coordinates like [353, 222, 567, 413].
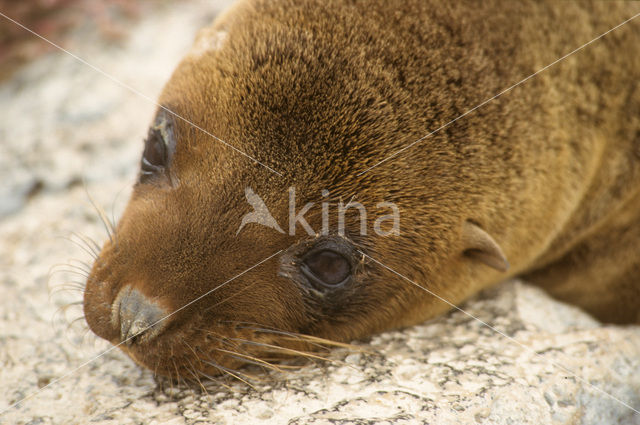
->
[461, 220, 510, 272]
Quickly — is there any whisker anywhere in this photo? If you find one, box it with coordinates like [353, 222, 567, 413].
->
[171, 358, 184, 391]
[239, 327, 340, 352]
[197, 370, 235, 392]
[69, 314, 87, 325]
[48, 277, 87, 303]
[57, 279, 86, 287]
[182, 340, 200, 362]
[64, 314, 88, 336]
[181, 340, 212, 395]
[167, 361, 176, 395]
[70, 232, 101, 258]
[182, 353, 208, 395]
[69, 258, 94, 272]
[61, 300, 83, 307]
[49, 281, 86, 293]
[109, 187, 127, 245]
[223, 320, 368, 352]
[224, 354, 281, 371]
[199, 332, 284, 372]
[192, 344, 265, 387]
[50, 268, 89, 280]
[80, 327, 94, 345]
[81, 233, 102, 255]
[199, 330, 288, 366]
[201, 360, 258, 390]
[50, 261, 91, 275]
[202, 334, 240, 351]
[152, 356, 161, 382]
[84, 185, 115, 244]
[51, 300, 84, 325]
[194, 325, 356, 375]
[196, 328, 270, 358]
[214, 348, 284, 373]
[58, 315, 89, 341]
[229, 338, 333, 363]
[271, 334, 367, 353]
[188, 368, 208, 394]
[200, 357, 236, 382]
[60, 235, 98, 261]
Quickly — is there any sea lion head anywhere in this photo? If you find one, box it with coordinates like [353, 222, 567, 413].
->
[83, 0, 509, 380]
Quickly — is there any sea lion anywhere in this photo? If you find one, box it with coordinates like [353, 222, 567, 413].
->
[83, 0, 640, 380]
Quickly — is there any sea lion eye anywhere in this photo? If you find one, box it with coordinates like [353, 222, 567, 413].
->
[141, 130, 166, 172]
[139, 113, 174, 184]
[301, 250, 351, 287]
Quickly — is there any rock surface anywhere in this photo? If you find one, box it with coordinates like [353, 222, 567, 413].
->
[1, 1, 640, 424]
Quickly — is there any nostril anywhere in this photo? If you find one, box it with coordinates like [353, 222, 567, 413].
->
[114, 286, 168, 345]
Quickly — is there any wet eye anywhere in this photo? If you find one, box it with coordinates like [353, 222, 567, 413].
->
[141, 130, 166, 175]
[301, 250, 351, 288]
[139, 112, 174, 184]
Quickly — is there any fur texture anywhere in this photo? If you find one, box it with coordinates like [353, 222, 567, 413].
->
[83, 0, 640, 379]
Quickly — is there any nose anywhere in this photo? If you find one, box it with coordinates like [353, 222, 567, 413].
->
[115, 286, 168, 345]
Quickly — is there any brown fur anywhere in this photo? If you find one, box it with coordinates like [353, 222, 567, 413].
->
[83, 0, 640, 380]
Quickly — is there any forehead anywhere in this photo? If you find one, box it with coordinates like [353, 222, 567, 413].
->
[152, 12, 411, 202]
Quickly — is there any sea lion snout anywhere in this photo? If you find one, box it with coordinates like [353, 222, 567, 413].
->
[112, 286, 169, 345]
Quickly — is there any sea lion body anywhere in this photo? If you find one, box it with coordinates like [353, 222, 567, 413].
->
[83, 0, 640, 379]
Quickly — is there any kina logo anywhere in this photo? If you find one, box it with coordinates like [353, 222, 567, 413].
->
[236, 186, 400, 237]
[236, 188, 285, 235]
